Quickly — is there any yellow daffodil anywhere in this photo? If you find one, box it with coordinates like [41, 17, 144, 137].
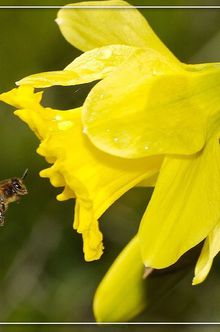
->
[1, 0, 220, 321]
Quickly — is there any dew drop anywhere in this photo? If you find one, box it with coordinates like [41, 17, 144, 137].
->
[144, 146, 149, 150]
[113, 137, 119, 143]
[58, 120, 72, 130]
[83, 127, 88, 134]
[99, 48, 112, 59]
[54, 115, 62, 121]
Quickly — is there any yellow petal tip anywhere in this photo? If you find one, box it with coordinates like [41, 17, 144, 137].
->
[55, 17, 63, 25]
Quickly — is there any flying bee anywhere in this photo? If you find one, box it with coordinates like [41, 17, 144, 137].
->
[0, 169, 28, 226]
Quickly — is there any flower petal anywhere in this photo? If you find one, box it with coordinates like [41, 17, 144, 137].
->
[17, 45, 138, 88]
[193, 222, 220, 285]
[138, 132, 220, 269]
[0, 85, 42, 109]
[37, 112, 162, 261]
[94, 235, 195, 322]
[56, 0, 172, 58]
[93, 236, 151, 322]
[136, 173, 158, 187]
[1, 86, 162, 261]
[83, 51, 220, 158]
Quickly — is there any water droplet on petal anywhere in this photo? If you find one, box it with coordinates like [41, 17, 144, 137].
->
[58, 121, 72, 130]
[113, 137, 119, 143]
[54, 115, 62, 121]
[99, 48, 112, 59]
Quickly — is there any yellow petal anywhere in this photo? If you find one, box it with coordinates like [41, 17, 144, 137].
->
[37, 112, 162, 261]
[0, 85, 42, 109]
[56, 0, 173, 58]
[138, 131, 220, 269]
[193, 222, 220, 285]
[136, 173, 158, 187]
[94, 234, 195, 322]
[17, 45, 138, 88]
[94, 236, 151, 322]
[1, 86, 162, 261]
[84, 52, 220, 158]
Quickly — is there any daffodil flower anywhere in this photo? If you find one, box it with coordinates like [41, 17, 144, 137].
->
[1, 0, 220, 321]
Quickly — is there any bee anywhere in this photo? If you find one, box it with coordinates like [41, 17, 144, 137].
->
[0, 169, 28, 226]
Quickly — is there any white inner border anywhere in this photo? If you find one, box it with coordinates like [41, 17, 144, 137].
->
[1, 5, 220, 8]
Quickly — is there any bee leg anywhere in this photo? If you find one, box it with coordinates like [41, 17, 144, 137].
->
[0, 202, 6, 213]
[16, 196, 21, 204]
[0, 196, 7, 226]
[0, 211, 5, 226]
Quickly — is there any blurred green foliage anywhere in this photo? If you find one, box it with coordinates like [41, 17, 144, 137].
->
[0, 0, 220, 330]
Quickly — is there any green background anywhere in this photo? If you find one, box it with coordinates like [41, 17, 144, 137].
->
[0, 0, 220, 330]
